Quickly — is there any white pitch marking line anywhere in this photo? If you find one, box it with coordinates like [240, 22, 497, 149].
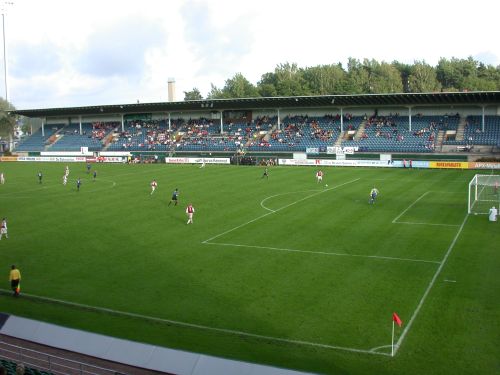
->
[392, 191, 430, 224]
[369, 344, 393, 352]
[0, 288, 389, 357]
[395, 221, 460, 227]
[205, 242, 440, 265]
[393, 214, 469, 356]
[444, 279, 457, 283]
[260, 189, 322, 213]
[203, 178, 360, 244]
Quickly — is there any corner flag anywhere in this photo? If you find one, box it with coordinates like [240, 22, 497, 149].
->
[392, 312, 402, 327]
[391, 312, 403, 357]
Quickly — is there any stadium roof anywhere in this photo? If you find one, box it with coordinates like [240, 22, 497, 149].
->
[11, 91, 500, 118]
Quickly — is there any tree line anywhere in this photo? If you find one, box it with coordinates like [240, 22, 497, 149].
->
[184, 57, 500, 100]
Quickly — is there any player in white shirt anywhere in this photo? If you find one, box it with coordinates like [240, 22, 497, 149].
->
[150, 179, 158, 195]
[65, 165, 70, 177]
[200, 159, 206, 168]
[0, 218, 7, 240]
[0, 172, 5, 184]
[316, 170, 323, 183]
[63, 174, 68, 186]
[186, 204, 195, 224]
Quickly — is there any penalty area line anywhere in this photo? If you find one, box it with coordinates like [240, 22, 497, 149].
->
[204, 242, 440, 264]
[0, 289, 388, 356]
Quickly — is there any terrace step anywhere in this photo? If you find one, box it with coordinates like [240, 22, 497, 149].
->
[334, 131, 344, 146]
[354, 120, 367, 140]
[456, 116, 466, 141]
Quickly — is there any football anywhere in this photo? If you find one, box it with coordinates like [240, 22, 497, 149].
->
[325, 184, 328, 187]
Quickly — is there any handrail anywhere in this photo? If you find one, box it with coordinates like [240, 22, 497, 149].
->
[0, 339, 125, 375]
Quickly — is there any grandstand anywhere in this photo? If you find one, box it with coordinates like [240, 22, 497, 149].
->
[11, 92, 500, 156]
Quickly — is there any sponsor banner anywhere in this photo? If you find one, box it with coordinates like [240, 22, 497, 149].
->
[327, 146, 359, 155]
[165, 157, 230, 165]
[469, 162, 500, 170]
[430, 161, 469, 169]
[101, 156, 124, 163]
[17, 156, 87, 162]
[306, 147, 319, 155]
[278, 159, 397, 168]
[0, 156, 18, 162]
[392, 161, 430, 168]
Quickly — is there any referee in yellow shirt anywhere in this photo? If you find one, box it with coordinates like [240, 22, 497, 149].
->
[9, 265, 21, 297]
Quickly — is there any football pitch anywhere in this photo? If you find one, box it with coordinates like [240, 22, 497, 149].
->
[0, 162, 499, 375]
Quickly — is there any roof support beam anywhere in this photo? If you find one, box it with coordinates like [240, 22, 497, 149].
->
[482, 105, 485, 133]
[340, 107, 344, 132]
[408, 106, 412, 132]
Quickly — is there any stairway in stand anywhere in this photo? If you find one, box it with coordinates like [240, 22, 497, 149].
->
[334, 131, 344, 147]
[456, 116, 466, 141]
[437, 130, 445, 151]
[354, 120, 368, 140]
[45, 133, 64, 151]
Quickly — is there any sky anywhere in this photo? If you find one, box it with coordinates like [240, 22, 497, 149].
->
[3, 0, 500, 109]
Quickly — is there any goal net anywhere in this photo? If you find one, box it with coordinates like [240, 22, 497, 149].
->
[468, 174, 500, 214]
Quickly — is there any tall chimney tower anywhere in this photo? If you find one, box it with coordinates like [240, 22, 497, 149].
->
[168, 78, 176, 102]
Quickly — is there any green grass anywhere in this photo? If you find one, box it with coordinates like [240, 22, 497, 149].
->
[0, 163, 499, 375]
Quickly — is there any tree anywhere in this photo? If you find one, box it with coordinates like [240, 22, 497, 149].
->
[206, 83, 225, 99]
[302, 64, 347, 95]
[207, 73, 259, 99]
[408, 61, 441, 92]
[183, 88, 203, 101]
[222, 73, 260, 98]
[345, 58, 371, 94]
[392, 61, 412, 92]
[273, 63, 310, 96]
[369, 61, 404, 93]
[0, 98, 15, 137]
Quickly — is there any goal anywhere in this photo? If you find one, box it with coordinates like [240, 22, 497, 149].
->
[468, 174, 500, 214]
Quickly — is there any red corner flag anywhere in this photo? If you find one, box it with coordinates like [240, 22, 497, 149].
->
[392, 312, 402, 327]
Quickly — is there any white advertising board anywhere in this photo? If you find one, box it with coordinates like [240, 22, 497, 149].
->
[165, 157, 230, 164]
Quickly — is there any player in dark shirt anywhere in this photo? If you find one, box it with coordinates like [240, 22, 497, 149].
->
[77, 178, 82, 191]
[262, 168, 269, 179]
[168, 188, 179, 206]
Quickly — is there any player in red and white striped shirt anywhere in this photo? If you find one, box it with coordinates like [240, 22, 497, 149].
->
[150, 180, 158, 195]
[316, 170, 324, 183]
[186, 204, 195, 224]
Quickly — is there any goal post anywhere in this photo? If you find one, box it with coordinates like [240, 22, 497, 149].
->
[468, 174, 500, 214]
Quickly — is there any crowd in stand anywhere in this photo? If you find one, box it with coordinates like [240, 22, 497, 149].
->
[91, 121, 119, 140]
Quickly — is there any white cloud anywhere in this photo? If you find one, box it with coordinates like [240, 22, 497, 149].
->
[3, 0, 500, 109]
